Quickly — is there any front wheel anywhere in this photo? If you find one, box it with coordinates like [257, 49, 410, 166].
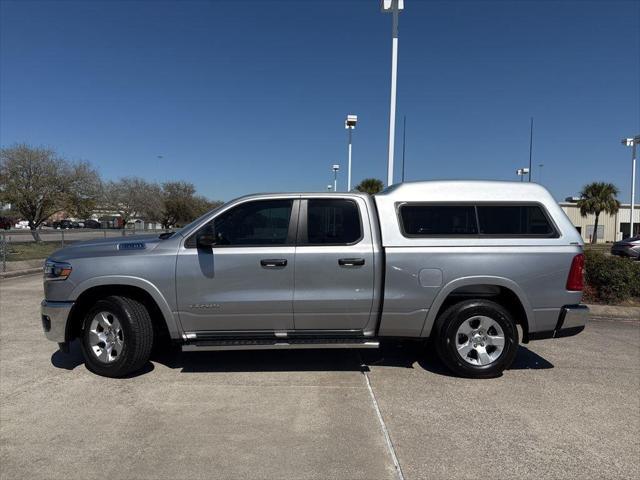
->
[80, 295, 154, 377]
[434, 299, 519, 378]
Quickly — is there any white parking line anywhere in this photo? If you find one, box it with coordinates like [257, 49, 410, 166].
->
[360, 358, 405, 480]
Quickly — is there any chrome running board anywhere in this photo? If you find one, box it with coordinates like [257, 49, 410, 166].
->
[182, 337, 380, 352]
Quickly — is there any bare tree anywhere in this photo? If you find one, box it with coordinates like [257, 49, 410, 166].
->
[103, 177, 162, 227]
[160, 181, 221, 228]
[0, 144, 101, 241]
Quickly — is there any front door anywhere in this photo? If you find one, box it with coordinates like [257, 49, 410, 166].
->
[176, 198, 298, 333]
[293, 198, 375, 331]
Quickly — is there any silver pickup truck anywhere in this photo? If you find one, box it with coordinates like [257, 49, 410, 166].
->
[41, 181, 588, 378]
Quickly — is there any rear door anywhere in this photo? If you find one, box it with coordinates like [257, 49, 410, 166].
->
[293, 197, 375, 331]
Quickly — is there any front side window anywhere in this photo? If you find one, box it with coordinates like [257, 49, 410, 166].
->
[304, 199, 362, 245]
[477, 205, 555, 236]
[400, 205, 478, 236]
[206, 199, 293, 246]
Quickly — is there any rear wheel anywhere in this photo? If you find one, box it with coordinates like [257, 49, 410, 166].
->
[80, 296, 153, 377]
[434, 299, 519, 378]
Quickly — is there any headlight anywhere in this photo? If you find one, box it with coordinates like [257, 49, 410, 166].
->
[44, 260, 72, 280]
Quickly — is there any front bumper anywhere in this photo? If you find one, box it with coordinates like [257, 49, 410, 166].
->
[529, 304, 588, 341]
[41, 300, 74, 343]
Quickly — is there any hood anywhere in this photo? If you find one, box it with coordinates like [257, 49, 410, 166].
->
[49, 234, 163, 261]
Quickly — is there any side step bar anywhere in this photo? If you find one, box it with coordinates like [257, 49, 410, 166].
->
[182, 338, 380, 352]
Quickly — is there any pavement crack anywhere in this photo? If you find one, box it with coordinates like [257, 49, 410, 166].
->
[359, 355, 405, 480]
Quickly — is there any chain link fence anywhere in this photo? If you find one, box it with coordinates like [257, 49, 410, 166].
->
[1, 227, 167, 273]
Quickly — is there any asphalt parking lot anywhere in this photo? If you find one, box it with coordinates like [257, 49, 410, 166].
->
[1, 274, 638, 480]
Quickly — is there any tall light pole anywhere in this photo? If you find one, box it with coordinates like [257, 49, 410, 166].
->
[345, 115, 358, 191]
[528, 117, 534, 182]
[381, 0, 404, 187]
[401, 115, 407, 182]
[332, 164, 340, 192]
[622, 135, 639, 238]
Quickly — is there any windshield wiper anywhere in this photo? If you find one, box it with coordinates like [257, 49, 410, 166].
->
[158, 231, 175, 240]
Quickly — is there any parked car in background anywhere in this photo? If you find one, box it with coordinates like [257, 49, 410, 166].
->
[84, 219, 101, 229]
[14, 220, 29, 229]
[611, 235, 640, 260]
[0, 216, 14, 230]
[41, 181, 588, 379]
[53, 220, 80, 229]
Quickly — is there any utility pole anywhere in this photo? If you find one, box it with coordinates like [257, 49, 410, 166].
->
[382, 0, 404, 186]
[528, 117, 534, 182]
[345, 115, 357, 191]
[332, 164, 340, 192]
[401, 115, 406, 182]
[622, 136, 639, 238]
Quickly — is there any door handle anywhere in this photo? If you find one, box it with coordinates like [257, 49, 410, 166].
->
[338, 258, 365, 266]
[260, 259, 288, 267]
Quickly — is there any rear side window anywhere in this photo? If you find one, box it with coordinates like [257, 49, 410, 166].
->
[400, 205, 478, 236]
[398, 203, 557, 237]
[477, 205, 554, 236]
[305, 199, 362, 245]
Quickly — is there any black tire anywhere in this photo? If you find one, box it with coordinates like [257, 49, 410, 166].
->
[80, 295, 154, 378]
[433, 299, 519, 379]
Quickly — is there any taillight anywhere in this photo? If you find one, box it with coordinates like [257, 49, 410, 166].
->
[566, 253, 585, 291]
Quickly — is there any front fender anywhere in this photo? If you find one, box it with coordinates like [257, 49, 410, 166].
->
[420, 275, 535, 337]
[69, 275, 181, 339]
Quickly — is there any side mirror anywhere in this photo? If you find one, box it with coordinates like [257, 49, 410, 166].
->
[196, 226, 217, 248]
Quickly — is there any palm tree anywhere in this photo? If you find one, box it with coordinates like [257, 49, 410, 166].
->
[577, 182, 620, 244]
[354, 178, 384, 195]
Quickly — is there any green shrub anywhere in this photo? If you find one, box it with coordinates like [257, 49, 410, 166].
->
[629, 260, 640, 298]
[584, 250, 640, 303]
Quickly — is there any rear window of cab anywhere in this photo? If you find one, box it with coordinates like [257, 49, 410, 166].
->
[398, 203, 558, 238]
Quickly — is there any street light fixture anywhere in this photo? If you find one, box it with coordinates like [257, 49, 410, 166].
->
[381, 0, 404, 187]
[538, 163, 544, 184]
[622, 135, 639, 238]
[345, 114, 358, 191]
[516, 167, 529, 182]
[332, 164, 340, 192]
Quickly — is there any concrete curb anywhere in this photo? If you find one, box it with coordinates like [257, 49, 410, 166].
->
[586, 304, 640, 320]
[0, 268, 42, 279]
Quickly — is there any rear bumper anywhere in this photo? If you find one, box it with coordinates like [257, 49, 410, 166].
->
[529, 304, 588, 341]
[41, 300, 74, 343]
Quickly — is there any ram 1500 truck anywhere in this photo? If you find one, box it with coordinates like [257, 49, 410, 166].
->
[41, 181, 588, 378]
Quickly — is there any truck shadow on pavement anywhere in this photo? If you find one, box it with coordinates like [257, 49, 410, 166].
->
[51, 339, 553, 378]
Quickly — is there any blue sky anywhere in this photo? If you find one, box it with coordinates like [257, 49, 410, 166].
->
[1, 0, 639, 202]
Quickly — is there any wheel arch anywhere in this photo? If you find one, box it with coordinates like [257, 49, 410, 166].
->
[421, 276, 535, 341]
[67, 276, 180, 342]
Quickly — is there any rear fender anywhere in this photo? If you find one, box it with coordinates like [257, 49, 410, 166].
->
[420, 275, 535, 337]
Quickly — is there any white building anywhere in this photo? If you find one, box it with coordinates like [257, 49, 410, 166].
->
[560, 202, 639, 243]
